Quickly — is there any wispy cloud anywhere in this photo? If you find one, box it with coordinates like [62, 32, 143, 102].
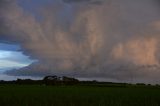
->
[1, 0, 160, 83]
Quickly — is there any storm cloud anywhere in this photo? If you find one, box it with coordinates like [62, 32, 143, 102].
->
[1, 0, 160, 83]
[63, 0, 104, 5]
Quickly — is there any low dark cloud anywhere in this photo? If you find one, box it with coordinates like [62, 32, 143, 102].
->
[63, 0, 104, 5]
[63, 0, 91, 3]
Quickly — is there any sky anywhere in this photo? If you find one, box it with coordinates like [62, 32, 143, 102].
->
[0, 43, 33, 70]
[0, 0, 160, 84]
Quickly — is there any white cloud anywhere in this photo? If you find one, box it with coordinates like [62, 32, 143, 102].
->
[0, 50, 34, 72]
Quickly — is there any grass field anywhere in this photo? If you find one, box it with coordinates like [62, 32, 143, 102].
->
[0, 85, 160, 106]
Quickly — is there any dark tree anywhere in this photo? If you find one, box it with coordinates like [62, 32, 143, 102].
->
[43, 76, 61, 85]
[62, 76, 79, 85]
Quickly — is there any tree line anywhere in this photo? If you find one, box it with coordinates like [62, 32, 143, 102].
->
[0, 75, 160, 88]
[0, 76, 79, 85]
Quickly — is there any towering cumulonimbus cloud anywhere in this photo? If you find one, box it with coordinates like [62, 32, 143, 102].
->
[1, 0, 160, 83]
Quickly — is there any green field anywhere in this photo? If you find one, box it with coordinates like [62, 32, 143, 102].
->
[0, 85, 160, 106]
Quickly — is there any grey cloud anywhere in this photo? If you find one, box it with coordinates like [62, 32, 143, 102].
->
[63, 0, 104, 5]
[63, 0, 92, 3]
[1, 0, 160, 84]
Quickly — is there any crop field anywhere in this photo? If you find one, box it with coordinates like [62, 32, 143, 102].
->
[0, 85, 160, 106]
